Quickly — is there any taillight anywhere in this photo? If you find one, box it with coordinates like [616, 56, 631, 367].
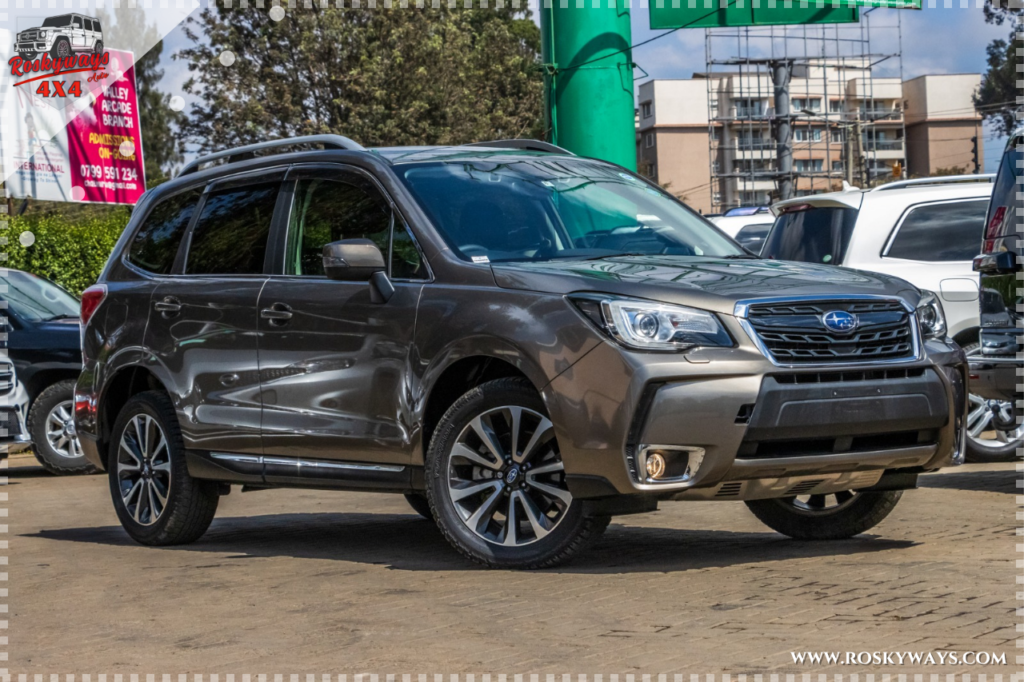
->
[80, 284, 107, 325]
[985, 205, 1006, 239]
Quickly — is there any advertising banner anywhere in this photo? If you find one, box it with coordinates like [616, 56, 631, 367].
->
[3, 45, 145, 205]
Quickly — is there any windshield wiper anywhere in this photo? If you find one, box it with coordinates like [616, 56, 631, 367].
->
[583, 252, 650, 261]
[721, 254, 759, 260]
[45, 314, 78, 321]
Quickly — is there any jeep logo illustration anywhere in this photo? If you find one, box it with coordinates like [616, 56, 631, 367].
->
[821, 310, 860, 334]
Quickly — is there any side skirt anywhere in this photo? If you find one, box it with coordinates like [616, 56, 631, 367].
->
[185, 451, 415, 493]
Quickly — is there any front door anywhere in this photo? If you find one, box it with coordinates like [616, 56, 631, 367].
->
[257, 167, 428, 465]
[144, 178, 283, 455]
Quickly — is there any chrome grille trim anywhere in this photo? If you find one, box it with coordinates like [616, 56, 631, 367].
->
[0, 361, 15, 397]
[734, 295, 922, 369]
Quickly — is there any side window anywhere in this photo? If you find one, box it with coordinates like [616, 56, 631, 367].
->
[185, 183, 279, 275]
[84, 19, 93, 31]
[72, 16, 83, 28]
[93, 20, 102, 32]
[127, 188, 203, 274]
[286, 176, 426, 279]
[885, 199, 990, 262]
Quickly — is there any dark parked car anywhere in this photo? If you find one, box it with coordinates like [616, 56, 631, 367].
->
[76, 136, 966, 569]
[971, 134, 1023, 459]
[2, 269, 93, 474]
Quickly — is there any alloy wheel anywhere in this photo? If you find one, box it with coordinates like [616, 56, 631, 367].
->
[446, 406, 571, 546]
[57, 41, 70, 58]
[116, 414, 172, 526]
[781, 491, 860, 515]
[963, 343, 1023, 451]
[44, 399, 82, 459]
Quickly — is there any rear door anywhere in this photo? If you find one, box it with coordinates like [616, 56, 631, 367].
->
[144, 171, 285, 455]
[256, 165, 428, 465]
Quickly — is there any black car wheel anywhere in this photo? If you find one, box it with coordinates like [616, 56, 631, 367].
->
[93, 41, 103, 55]
[425, 377, 609, 569]
[962, 343, 1023, 462]
[18, 51, 37, 60]
[28, 379, 98, 475]
[746, 489, 903, 540]
[109, 391, 219, 546]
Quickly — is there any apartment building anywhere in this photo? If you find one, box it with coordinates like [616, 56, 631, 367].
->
[637, 67, 982, 214]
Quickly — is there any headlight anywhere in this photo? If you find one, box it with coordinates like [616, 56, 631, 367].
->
[916, 291, 947, 339]
[570, 295, 733, 351]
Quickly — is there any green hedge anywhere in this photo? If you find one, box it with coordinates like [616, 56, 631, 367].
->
[7, 210, 131, 296]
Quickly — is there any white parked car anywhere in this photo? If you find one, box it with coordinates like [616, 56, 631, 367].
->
[0, 356, 31, 457]
[709, 207, 775, 253]
[767, 175, 998, 459]
[15, 13, 103, 61]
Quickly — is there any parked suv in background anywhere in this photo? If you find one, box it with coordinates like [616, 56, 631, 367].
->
[971, 135, 1022, 460]
[2, 270, 92, 474]
[0, 355, 31, 457]
[76, 136, 966, 568]
[767, 176, 998, 459]
[15, 13, 103, 60]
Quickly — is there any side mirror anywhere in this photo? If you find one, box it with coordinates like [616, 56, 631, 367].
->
[322, 238, 395, 304]
[973, 250, 1017, 276]
[323, 239, 386, 281]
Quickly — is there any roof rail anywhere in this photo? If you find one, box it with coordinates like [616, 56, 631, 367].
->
[466, 139, 574, 155]
[179, 134, 366, 176]
[870, 174, 995, 192]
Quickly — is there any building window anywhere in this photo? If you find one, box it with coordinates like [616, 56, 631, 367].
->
[831, 129, 845, 143]
[832, 160, 843, 172]
[829, 100, 844, 113]
[644, 132, 654, 149]
[641, 102, 653, 119]
[710, 127, 721, 142]
[712, 192, 722, 205]
[794, 159, 824, 172]
[793, 97, 822, 113]
[794, 128, 822, 142]
[642, 162, 657, 179]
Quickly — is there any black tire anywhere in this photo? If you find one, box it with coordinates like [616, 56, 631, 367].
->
[108, 391, 218, 546]
[18, 51, 37, 60]
[404, 493, 434, 520]
[425, 377, 609, 569]
[93, 41, 103, 55]
[745, 490, 903, 540]
[27, 379, 99, 476]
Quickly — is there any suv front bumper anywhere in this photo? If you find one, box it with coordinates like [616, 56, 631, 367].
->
[545, 335, 967, 500]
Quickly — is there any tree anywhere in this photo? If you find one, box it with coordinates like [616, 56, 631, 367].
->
[973, 1, 1022, 136]
[177, 7, 543, 152]
[95, 6, 187, 186]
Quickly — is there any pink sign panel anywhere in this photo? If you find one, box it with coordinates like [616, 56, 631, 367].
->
[65, 49, 145, 204]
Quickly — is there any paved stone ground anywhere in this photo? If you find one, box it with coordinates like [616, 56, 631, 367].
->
[9, 453, 1018, 674]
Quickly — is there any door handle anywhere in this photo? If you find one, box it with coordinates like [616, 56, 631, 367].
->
[261, 303, 293, 325]
[154, 297, 181, 316]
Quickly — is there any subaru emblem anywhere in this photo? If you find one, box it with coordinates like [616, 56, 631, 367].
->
[821, 310, 859, 334]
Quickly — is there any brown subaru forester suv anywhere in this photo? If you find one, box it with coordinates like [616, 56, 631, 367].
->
[75, 136, 967, 568]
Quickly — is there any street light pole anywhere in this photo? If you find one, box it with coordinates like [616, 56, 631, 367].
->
[771, 60, 794, 202]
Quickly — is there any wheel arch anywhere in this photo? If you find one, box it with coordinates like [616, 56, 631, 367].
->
[98, 365, 170, 447]
[420, 353, 539, 464]
[952, 326, 979, 349]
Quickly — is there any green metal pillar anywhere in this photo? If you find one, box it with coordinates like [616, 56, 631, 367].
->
[541, 2, 637, 171]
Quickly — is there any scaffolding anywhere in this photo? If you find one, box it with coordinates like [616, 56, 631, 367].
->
[703, 10, 906, 213]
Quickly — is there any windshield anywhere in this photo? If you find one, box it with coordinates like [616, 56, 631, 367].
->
[761, 205, 859, 265]
[41, 15, 73, 27]
[0, 270, 80, 323]
[397, 157, 744, 263]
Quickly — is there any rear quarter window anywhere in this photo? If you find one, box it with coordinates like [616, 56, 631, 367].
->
[884, 199, 989, 262]
[761, 206, 858, 264]
[127, 188, 203, 274]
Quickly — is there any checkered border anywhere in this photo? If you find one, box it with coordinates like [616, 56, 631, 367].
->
[0, 1, 1020, 677]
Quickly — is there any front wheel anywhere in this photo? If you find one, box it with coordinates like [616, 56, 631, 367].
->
[962, 342, 1023, 462]
[425, 378, 608, 569]
[108, 391, 219, 546]
[28, 379, 98, 475]
[745, 489, 902, 540]
[18, 51, 37, 60]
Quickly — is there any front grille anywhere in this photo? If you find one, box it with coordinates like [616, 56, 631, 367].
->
[746, 299, 916, 364]
[0, 363, 14, 397]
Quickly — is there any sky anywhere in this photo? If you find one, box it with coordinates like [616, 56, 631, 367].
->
[5, 4, 1013, 173]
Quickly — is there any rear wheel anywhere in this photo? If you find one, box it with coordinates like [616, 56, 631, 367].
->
[745, 489, 902, 540]
[51, 38, 71, 59]
[108, 391, 218, 545]
[426, 378, 608, 569]
[962, 342, 1023, 462]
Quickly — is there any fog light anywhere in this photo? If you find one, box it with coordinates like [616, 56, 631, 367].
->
[645, 452, 666, 479]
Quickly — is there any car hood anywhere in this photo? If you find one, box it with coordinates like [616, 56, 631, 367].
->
[490, 256, 919, 316]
